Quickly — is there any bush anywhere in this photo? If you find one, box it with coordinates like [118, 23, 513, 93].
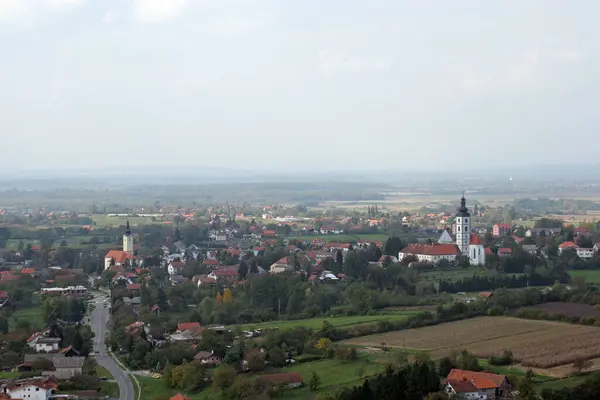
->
[489, 350, 514, 366]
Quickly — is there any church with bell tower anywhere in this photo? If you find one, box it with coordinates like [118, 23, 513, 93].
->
[455, 194, 486, 266]
[103, 219, 136, 270]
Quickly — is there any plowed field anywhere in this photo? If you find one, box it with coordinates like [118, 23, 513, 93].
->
[343, 317, 600, 369]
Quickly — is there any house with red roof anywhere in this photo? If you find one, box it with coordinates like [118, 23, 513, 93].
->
[0, 290, 8, 308]
[104, 250, 135, 271]
[167, 261, 186, 276]
[398, 243, 461, 264]
[169, 394, 191, 400]
[262, 230, 277, 237]
[559, 241, 594, 259]
[203, 258, 220, 267]
[208, 269, 238, 284]
[127, 283, 141, 291]
[443, 369, 511, 399]
[270, 257, 295, 274]
[195, 275, 217, 287]
[492, 223, 512, 237]
[497, 248, 513, 257]
[258, 372, 303, 389]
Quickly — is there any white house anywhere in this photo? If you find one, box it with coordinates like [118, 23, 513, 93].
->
[34, 338, 61, 353]
[167, 261, 186, 276]
[2, 378, 57, 400]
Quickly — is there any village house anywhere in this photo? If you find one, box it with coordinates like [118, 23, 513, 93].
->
[525, 227, 562, 237]
[43, 357, 85, 380]
[269, 256, 295, 274]
[167, 261, 186, 276]
[559, 241, 595, 259]
[492, 224, 512, 237]
[497, 248, 513, 257]
[169, 394, 191, 400]
[258, 372, 303, 389]
[34, 338, 61, 353]
[193, 351, 222, 365]
[26, 329, 51, 349]
[443, 369, 511, 400]
[0, 376, 57, 400]
[40, 285, 87, 296]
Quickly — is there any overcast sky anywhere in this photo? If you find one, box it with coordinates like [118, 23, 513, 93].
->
[0, 0, 597, 173]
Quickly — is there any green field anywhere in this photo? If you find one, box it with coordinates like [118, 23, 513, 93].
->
[0, 371, 20, 379]
[9, 296, 45, 332]
[238, 313, 415, 331]
[569, 269, 600, 283]
[289, 233, 390, 243]
[418, 268, 489, 282]
[91, 215, 158, 227]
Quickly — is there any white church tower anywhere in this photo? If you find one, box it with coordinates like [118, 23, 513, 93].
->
[123, 220, 134, 254]
[455, 194, 471, 255]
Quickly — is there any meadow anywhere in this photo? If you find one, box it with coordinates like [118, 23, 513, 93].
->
[9, 295, 45, 332]
[90, 215, 158, 227]
[289, 233, 390, 243]
[569, 269, 600, 283]
[238, 312, 416, 331]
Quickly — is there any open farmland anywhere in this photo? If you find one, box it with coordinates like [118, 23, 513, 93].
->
[343, 317, 600, 372]
[521, 302, 600, 318]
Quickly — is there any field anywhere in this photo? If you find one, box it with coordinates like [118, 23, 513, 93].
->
[9, 296, 45, 332]
[343, 317, 600, 373]
[239, 312, 416, 331]
[521, 302, 600, 318]
[570, 269, 600, 283]
[289, 233, 390, 243]
[91, 215, 158, 227]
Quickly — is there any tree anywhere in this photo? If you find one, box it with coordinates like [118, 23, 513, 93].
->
[315, 337, 332, 352]
[0, 317, 8, 334]
[212, 365, 237, 394]
[519, 370, 539, 400]
[238, 261, 249, 279]
[223, 288, 234, 304]
[216, 292, 223, 304]
[572, 357, 593, 374]
[268, 346, 286, 367]
[309, 371, 321, 392]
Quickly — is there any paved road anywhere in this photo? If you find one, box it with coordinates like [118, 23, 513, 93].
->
[90, 293, 135, 400]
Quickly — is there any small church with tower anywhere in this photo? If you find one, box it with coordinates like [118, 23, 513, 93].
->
[398, 194, 487, 266]
[104, 220, 136, 270]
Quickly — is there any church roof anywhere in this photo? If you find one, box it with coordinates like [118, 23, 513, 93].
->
[400, 244, 461, 256]
[470, 234, 482, 245]
[105, 250, 135, 262]
[438, 230, 454, 244]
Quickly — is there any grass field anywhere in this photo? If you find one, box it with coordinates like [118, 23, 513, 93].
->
[418, 268, 489, 282]
[238, 312, 416, 331]
[289, 233, 390, 243]
[9, 296, 45, 332]
[569, 269, 600, 283]
[0, 371, 20, 379]
[91, 215, 158, 227]
[343, 317, 600, 376]
[96, 365, 113, 379]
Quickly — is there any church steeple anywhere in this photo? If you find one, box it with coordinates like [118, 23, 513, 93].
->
[123, 219, 133, 253]
[455, 193, 471, 256]
[456, 192, 470, 217]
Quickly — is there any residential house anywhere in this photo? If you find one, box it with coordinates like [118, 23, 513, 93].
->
[169, 275, 188, 285]
[177, 322, 202, 333]
[193, 351, 222, 365]
[20, 354, 64, 372]
[104, 250, 136, 270]
[559, 241, 595, 259]
[521, 245, 537, 255]
[0, 290, 8, 308]
[58, 346, 80, 357]
[269, 257, 295, 274]
[26, 329, 51, 349]
[398, 244, 461, 264]
[127, 283, 141, 292]
[258, 372, 303, 389]
[167, 261, 186, 276]
[35, 338, 61, 353]
[202, 259, 220, 267]
[377, 255, 398, 266]
[40, 286, 87, 296]
[443, 369, 511, 400]
[492, 224, 512, 237]
[208, 269, 238, 283]
[0, 377, 57, 400]
[43, 357, 85, 380]
[195, 275, 217, 287]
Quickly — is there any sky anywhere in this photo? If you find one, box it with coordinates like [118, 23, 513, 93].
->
[0, 0, 598, 173]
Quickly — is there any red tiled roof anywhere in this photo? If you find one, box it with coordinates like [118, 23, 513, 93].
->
[105, 250, 135, 263]
[559, 241, 577, 249]
[212, 269, 238, 277]
[20, 268, 35, 275]
[498, 248, 513, 253]
[215, 264, 238, 271]
[445, 369, 505, 390]
[263, 230, 277, 236]
[169, 261, 186, 269]
[177, 322, 201, 332]
[479, 291, 493, 298]
[259, 372, 303, 385]
[469, 234, 482, 245]
[0, 290, 8, 298]
[203, 259, 220, 266]
[273, 257, 292, 265]
[197, 276, 217, 284]
[484, 248, 493, 255]
[127, 284, 141, 290]
[444, 378, 478, 393]
[400, 243, 461, 256]
[169, 394, 191, 400]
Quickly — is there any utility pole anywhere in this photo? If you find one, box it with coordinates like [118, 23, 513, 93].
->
[278, 297, 281, 320]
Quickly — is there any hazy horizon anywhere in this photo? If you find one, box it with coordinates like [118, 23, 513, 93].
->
[1, 1, 598, 171]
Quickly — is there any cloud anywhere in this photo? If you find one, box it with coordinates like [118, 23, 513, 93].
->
[132, 0, 189, 23]
[101, 9, 119, 24]
[450, 46, 584, 96]
[0, 0, 83, 26]
[205, 14, 271, 37]
[318, 49, 392, 75]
